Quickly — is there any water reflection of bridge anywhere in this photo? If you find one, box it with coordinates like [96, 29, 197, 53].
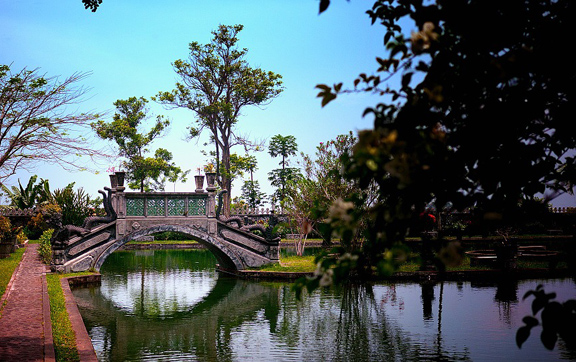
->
[73, 277, 281, 361]
[52, 174, 280, 273]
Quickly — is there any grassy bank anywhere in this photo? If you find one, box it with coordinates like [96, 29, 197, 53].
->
[46, 273, 80, 362]
[254, 254, 568, 274]
[0, 246, 25, 302]
[258, 255, 317, 272]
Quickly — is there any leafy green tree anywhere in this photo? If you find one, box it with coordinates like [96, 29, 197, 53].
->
[241, 180, 267, 210]
[237, 153, 267, 209]
[155, 24, 283, 216]
[92, 97, 187, 192]
[286, 133, 375, 248]
[306, 0, 576, 289]
[166, 167, 191, 192]
[268, 134, 299, 206]
[0, 65, 105, 182]
[284, 175, 316, 255]
[230, 196, 247, 215]
[203, 151, 259, 197]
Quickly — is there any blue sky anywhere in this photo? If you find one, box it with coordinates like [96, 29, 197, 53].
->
[2, 0, 575, 207]
[1, 0, 384, 202]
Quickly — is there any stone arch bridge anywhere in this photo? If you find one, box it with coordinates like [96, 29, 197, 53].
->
[51, 174, 280, 273]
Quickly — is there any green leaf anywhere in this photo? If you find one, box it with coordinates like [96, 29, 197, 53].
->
[522, 316, 539, 327]
[516, 326, 531, 348]
[320, 92, 337, 107]
[319, 0, 330, 14]
[532, 296, 547, 315]
[401, 72, 413, 88]
[540, 329, 558, 350]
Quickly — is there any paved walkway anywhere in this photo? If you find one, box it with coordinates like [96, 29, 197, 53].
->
[0, 243, 55, 362]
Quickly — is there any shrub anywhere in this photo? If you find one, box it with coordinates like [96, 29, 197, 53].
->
[38, 229, 54, 265]
[0, 215, 22, 242]
[53, 183, 103, 227]
[25, 212, 47, 240]
[16, 230, 27, 245]
[0, 216, 12, 241]
[25, 203, 62, 240]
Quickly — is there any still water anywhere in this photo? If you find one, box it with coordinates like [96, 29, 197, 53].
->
[72, 249, 576, 361]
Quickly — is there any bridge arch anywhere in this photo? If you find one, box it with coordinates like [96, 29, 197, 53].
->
[95, 224, 244, 271]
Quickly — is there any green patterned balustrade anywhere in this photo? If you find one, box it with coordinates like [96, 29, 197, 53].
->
[125, 194, 207, 217]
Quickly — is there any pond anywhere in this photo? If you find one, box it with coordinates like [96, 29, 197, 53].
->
[72, 249, 576, 361]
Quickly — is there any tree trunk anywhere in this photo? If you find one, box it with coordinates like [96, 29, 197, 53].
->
[221, 145, 232, 217]
[296, 234, 307, 256]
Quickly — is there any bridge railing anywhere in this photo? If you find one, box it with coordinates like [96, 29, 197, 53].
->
[123, 193, 209, 217]
[108, 171, 218, 220]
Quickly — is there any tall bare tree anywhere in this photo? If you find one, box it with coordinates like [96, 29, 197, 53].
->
[0, 65, 105, 182]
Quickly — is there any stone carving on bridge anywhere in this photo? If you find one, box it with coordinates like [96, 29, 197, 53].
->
[82, 187, 117, 229]
[216, 190, 281, 242]
[51, 186, 117, 249]
[216, 190, 244, 228]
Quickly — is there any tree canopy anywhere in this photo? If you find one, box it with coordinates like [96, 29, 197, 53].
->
[268, 134, 299, 206]
[0, 65, 105, 183]
[285, 133, 375, 248]
[306, 0, 576, 286]
[155, 24, 283, 216]
[92, 97, 187, 192]
[241, 180, 266, 210]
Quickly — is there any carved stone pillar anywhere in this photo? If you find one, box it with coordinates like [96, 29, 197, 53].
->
[206, 177, 217, 218]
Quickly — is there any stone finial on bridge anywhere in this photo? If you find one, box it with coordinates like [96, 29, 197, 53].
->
[109, 171, 126, 192]
[206, 172, 217, 191]
[194, 175, 205, 193]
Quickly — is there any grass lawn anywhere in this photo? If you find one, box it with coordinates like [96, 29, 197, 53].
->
[258, 255, 317, 273]
[0, 246, 25, 302]
[46, 273, 81, 362]
[46, 271, 98, 362]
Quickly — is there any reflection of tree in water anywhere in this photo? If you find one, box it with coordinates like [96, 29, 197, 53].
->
[380, 283, 405, 310]
[74, 250, 476, 361]
[471, 279, 519, 326]
[559, 342, 576, 361]
[416, 282, 472, 361]
[421, 281, 436, 321]
[335, 283, 414, 361]
[272, 283, 473, 361]
[494, 279, 518, 326]
[101, 249, 219, 318]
